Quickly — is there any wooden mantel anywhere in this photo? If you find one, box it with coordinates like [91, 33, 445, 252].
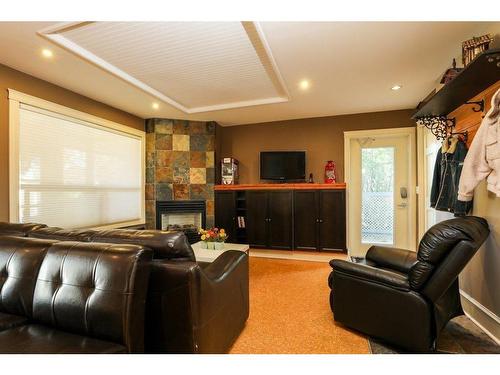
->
[214, 183, 346, 191]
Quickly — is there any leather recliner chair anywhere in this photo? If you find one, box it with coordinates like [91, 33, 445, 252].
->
[1, 223, 250, 353]
[328, 216, 490, 352]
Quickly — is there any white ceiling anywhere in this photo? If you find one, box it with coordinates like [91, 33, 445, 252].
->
[0, 21, 499, 126]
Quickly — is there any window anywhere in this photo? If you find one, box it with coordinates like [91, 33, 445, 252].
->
[9, 90, 145, 229]
[361, 147, 395, 244]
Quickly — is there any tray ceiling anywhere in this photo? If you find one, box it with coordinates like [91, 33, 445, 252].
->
[0, 22, 498, 125]
[39, 21, 289, 114]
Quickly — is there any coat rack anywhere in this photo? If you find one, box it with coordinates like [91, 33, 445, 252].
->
[465, 99, 485, 113]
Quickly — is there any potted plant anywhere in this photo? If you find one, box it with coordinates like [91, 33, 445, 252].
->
[198, 227, 228, 250]
[214, 228, 228, 250]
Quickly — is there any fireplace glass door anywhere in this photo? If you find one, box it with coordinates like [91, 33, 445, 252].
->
[161, 212, 202, 232]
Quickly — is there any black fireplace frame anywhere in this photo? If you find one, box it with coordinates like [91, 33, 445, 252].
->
[156, 200, 206, 244]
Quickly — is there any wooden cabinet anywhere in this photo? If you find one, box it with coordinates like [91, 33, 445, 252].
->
[246, 190, 293, 249]
[318, 190, 346, 250]
[215, 185, 346, 252]
[267, 191, 294, 249]
[293, 190, 346, 251]
[246, 191, 268, 248]
[214, 191, 236, 240]
[293, 190, 318, 250]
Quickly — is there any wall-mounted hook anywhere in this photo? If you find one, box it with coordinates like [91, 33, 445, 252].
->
[465, 99, 485, 113]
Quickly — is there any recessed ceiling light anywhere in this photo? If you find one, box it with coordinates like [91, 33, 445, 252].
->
[41, 49, 53, 58]
[391, 85, 402, 91]
[152, 102, 160, 110]
[299, 79, 310, 90]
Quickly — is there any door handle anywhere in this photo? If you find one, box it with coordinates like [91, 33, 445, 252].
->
[400, 187, 408, 199]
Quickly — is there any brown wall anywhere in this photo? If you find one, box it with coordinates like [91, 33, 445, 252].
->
[452, 81, 500, 340]
[0, 63, 145, 221]
[218, 109, 415, 184]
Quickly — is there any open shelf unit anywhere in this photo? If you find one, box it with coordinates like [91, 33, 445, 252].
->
[412, 48, 500, 119]
[235, 191, 247, 243]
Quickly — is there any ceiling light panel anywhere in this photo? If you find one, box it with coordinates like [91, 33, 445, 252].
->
[40, 22, 289, 113]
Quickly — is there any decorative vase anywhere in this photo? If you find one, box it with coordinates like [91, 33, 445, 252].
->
[207, 242, 215, 250]
[214, 242, 224, 250]
[200, 241, 208, 249]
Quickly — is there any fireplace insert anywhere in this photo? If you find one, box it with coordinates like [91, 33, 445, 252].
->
[156, 200, 206, 244]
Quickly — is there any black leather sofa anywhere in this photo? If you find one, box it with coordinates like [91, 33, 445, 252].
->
[0, 222, 249, 354]
[329, 216, 490, 352]
[0, 235, 152, 353]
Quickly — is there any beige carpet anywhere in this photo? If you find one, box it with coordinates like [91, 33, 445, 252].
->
[229, 256, 369, 354]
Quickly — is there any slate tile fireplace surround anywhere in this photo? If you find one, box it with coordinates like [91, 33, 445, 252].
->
[145, 118, 216, 230]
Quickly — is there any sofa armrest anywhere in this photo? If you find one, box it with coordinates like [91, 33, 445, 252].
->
[203, 250, 248, 281]
[365, 245, 417, 274]
[145, 251, 249, 353]
[331, 259, 410, 291]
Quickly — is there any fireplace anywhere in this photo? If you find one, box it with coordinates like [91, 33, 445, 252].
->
[156, 200, 206, 244]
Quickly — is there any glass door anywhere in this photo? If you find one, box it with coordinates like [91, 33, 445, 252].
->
[346, 129, 416, 258]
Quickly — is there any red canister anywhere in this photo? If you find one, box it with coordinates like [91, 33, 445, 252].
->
[324, 160, 337, 184]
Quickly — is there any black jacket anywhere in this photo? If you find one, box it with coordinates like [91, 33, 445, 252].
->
[430, 137, 472, 216]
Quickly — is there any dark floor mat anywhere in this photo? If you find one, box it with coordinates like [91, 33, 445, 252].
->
[369, 316, 500, 354]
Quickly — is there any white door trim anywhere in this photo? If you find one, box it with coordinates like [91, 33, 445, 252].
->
[416, 125, 426, 241]
[344, 127, 417, 257]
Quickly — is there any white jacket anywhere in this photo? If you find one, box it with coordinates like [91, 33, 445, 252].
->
[458, 88, 500, 202]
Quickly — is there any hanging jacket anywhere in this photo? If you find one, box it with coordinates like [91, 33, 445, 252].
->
[458, 88, 500, 201]
[430, 136, 472, 216]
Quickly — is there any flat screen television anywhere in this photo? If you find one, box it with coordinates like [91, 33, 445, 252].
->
[260, 151, 306, 182]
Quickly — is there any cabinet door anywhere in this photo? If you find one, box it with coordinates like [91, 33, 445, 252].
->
[268, 191, 293, 250]
[319, 190, 346, 251]
[293, 190, 319, 250]
[215, 191, 236, 240]
[246, 191, 269, 248]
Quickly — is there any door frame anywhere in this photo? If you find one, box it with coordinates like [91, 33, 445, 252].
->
[344, 127, 417, 257]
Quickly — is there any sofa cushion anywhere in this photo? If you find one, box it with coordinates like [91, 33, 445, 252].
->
[0, 324, 127, 353]
[0, 312, 28, 331]
[33, 241, 152, 352]
[0, 222, 47, 237]
[0, 236, 57, 318]
[91, 229, 196, 261]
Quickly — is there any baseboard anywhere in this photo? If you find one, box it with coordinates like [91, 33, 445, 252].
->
[249, 249, 345, 263]
[460, 289, 500, 345]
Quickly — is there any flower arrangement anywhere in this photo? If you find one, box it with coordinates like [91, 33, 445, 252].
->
[198, 227, 228, 249]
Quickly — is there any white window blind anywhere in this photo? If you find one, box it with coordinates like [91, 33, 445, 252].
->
[18, 104, 143, 229]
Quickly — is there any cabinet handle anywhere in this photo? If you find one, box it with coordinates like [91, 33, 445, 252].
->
[268, 218, 272, 222]
[319, 219, 324, 223]
[316, 219, 320, 223]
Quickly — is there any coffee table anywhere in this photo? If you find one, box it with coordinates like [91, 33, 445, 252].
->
[191, 241, 250, 263]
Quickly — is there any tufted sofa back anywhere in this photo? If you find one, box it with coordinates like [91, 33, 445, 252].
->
[32, 241, 152, 352]
[0, 222, 47, 237]
[0, 237, 57, 318]
[28, 226, 195, 261]
[90, 229, 195, 261]
[409, 216, 489, 300]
